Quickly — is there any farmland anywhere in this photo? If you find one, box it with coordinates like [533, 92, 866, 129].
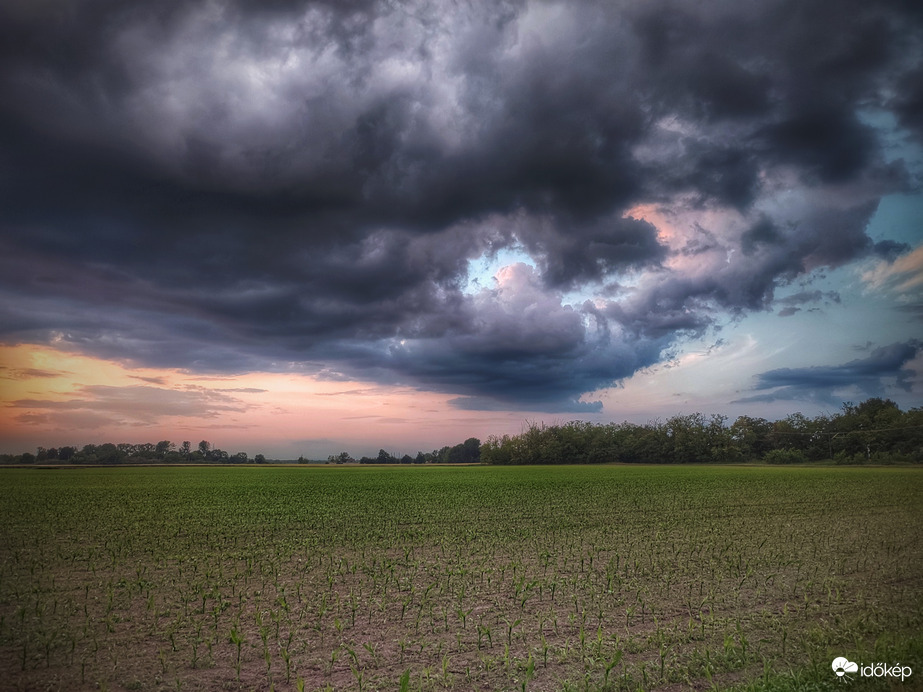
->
[1, 465, 921, 691]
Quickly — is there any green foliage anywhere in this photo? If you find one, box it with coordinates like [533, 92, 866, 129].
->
[480, 399, 923, 465]
[763, 448, 808, 465]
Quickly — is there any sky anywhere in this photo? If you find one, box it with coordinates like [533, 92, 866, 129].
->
[1, 0, 921, 459]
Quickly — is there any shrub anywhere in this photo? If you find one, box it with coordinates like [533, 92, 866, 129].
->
[763, 448, 808, 465]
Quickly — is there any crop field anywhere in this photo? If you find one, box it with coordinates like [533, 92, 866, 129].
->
[1, 465, 921, 691]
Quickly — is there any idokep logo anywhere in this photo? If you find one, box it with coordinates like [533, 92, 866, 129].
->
[832, 657, 858, 681]
[832, 657, 913, 683]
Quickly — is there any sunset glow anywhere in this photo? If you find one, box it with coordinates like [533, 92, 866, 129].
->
[0, 344, 530, 458]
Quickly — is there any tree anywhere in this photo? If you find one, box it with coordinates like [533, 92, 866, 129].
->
[198, 440, 212, 457]
[731, 416, 774, 460]
[156, 440, 174, 457]
[462, 437, 481, 463]
[254, 454, 266, 464]
[136, 442, 155, 457]
[96, 443, 122, 464]
[480, 434, 513, 465]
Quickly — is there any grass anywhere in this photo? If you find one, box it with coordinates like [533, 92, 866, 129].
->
[0, 464, 921, 690]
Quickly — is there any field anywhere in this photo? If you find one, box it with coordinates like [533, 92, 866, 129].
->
[1, 465, 921, 691]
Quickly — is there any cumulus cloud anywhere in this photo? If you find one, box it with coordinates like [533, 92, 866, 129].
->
[0, 0, 920, 410]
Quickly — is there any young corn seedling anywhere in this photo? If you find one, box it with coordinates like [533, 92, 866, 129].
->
[228, 625, 243, 680]
[344, 646, 364, 692]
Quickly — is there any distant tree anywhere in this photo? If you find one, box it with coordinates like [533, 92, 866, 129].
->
[20, 452, 35, 464]
[155, 440, 174, 457]
[163, 449, 183, 463]
[232, 452, 249, 463]
[462, 437, 481, 463]
[480, 434, 513, 465]
[254, 454, 266, 464]
[377, 449, 397, 464]
[136, 442, 155, 457]
[198, 440, 212, 457]
[96, 443, 122, 464]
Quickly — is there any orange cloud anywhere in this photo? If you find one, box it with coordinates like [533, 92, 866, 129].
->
[861, 245, 923, 293]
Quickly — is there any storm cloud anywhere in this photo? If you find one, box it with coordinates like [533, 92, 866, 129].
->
[0, 0, 920, 410]
[738, 340, 922, 404]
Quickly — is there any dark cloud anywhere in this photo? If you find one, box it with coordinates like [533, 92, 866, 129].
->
[523, 215, 666, 290]
[778, 290, 841, 307]
[339, 264, 667, 411]
[872, 239, 912, 261]
[0, 0, 920, 410]
[736, 340, 922, 403]
[758, 108, 878, 184]
[893, 67, 923, 140]
[741, 217, 784, 256]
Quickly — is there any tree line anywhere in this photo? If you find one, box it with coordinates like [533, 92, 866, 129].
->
[2, 398, 920, 466]
[0, 437, 483, 466]
[1, 440, 267, 465]
[480, 398, 923, 465]
[318, 438, 482, 465]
